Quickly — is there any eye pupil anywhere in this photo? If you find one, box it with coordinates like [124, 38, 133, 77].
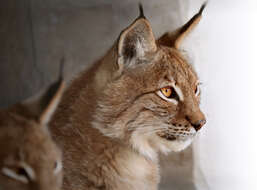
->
[17, 168, 30, 180]
[161, 87, 172, 97]
[17, 168, 26, 175]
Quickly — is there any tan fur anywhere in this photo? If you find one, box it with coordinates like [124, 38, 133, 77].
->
[0, 79, 65, 190]
[50, 4, 206, 190]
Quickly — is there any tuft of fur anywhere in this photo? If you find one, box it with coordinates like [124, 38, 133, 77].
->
[50, 3, 206, 190]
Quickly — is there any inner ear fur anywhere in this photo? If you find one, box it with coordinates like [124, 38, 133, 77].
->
[158, 2, 206, 49]
[117, 11, 157, 69]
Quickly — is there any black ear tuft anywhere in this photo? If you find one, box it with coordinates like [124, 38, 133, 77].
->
[40, 57, 65, 111]
[157, 2, 206, 49]
[21, 58, 66, 125]
[117, 4, 156, 71]
[199, 1, 207, 15]
[38, 58, 65, 125]
[138, 3, 146, 19]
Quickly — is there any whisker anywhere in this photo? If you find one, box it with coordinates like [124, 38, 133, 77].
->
[131, 126, 169, 132]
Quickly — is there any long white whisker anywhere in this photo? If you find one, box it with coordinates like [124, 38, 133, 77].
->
[129, 125, 169, 132]
[134, 127, 169, 135]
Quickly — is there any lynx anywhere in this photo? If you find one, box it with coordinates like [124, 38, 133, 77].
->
[50, 4, 206, 190]
[0, 75, 65, 190]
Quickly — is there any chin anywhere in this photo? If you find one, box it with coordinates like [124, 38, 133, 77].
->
[131, 132, 195, 161]
[156, 136, 194, 154]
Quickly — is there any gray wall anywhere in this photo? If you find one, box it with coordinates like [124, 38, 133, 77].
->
[0, 1, 196, 189]
[0, 0, 188, 108]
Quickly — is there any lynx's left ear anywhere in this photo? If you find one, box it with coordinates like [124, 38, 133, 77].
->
[37, 76, 65, 125]
[22, 60, 65, 125]
[158, 2, 206, 49]
[117, 4, 157, 70]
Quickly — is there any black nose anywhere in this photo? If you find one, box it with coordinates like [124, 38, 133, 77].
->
[191, 119, 206, 131]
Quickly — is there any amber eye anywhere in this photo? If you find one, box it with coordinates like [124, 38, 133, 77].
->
[161, 87, 172, 98]
[157, 86, 180, 104]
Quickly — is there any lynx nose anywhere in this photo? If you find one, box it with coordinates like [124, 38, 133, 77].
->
[191, 119, 206, 131]
[186, 110, 206, 131]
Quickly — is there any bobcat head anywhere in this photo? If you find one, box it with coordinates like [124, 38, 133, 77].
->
[93, 4, 206, 160]
[0, 76, 65, 190]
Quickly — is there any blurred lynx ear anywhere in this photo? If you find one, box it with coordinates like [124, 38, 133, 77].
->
[22, 59, 65, 125]
[117, 3, 157, 70]
[158, 2, 206, 49]
[38, 75, 65, 125]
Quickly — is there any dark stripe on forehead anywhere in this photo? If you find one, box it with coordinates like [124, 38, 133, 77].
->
[167, 49, 197, 81]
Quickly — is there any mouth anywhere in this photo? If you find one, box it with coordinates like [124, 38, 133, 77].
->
[157, 131, 196, 141]
[158, 133, 177, 141]
[155, 129, 196, 152]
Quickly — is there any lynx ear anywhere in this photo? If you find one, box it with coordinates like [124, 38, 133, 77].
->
[37, 77, 65, 125]
[158, 2, 206, 49]
[117, 4, 157, 69]
[22, 60, 65, 125]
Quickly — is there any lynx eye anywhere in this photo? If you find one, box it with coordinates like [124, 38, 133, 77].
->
[1, 164, 35, 184]
[161, 87, 172, 97]
[157, 86, 180, 104]
[195, 83, 201, 96]
[54, 160, 62, 175]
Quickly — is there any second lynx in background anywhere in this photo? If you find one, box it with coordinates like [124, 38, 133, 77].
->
[0, 76, 65, 190]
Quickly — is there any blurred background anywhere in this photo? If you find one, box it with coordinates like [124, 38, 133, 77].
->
[0, 0, 256, 189]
